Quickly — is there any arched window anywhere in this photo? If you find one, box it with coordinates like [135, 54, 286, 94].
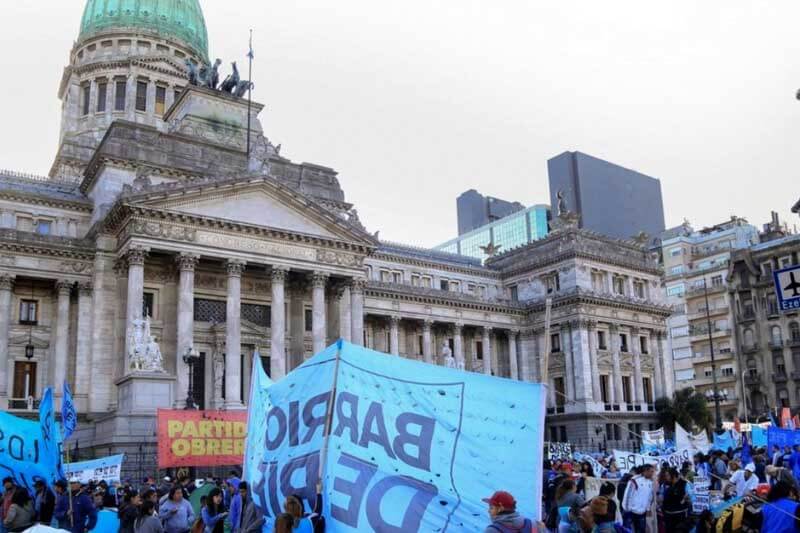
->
[771, 326, 783, 345]
[743, 328, 754, 348]
[790, 322, 800, 342]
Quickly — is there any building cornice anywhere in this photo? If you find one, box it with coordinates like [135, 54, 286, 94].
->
[0, 229, 95, 261]
[0, 191, 92, 213]
[370, 251, 500, 279]
[524, 286, 672, 318]
[365, 280, 525, 315]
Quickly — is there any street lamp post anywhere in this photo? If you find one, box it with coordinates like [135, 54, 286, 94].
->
[182, 347, 200, 410]
[703, 278, 724, 433]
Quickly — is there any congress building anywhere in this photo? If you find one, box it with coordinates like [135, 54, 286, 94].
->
[0, 0, 673, 467]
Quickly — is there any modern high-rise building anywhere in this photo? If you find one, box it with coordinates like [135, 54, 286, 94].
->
[435, 205, 550, 259]
[548, 151, 666, 241]
[456, 190, 525, 236]
[659, 216, 759, 419]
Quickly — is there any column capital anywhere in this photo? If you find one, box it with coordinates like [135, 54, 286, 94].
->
[270, 266, 289, 283]
[631, 326, 641, 336]
[351, 277, 367, 294]
[609, 323, 619, 333]
[311, 271, 329, 289]
[483, 325, 493, 335]
[453, 322, 464, 334]
[176, 253, 200, 272]
[124, 246, 148, 267]
[226, 259, 246, 277]
[0, 274, 14, 291]
[507, 328, 520, 337]
[389, 315, 401, 327]
[55, 280, 73, 295]
[422, 318, 433, 331]
[78, 281, 93, 296]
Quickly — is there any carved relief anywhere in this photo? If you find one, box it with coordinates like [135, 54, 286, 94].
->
[61, 260, 93, 275]
[316, 249, 363, 268]
[132, 221, 197, 242]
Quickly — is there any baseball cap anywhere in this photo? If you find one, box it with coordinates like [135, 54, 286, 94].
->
[745, 463, 756, 473]
[482, 491, 516, 509]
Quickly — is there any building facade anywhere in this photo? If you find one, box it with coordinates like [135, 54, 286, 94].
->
[548, 151, 666, 241]
[456, 189, 526, 236]
[435, 204, 550, 260]
[0, 1, 672, 469]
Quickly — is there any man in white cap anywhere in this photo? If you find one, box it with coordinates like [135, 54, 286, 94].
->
[730, 463, 759, 497]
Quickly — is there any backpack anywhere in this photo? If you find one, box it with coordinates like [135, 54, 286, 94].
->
[488, 518, 533, 533]
[715, 501, 744, 533]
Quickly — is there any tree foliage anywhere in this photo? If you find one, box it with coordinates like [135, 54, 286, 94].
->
[655, 387, 712, 432]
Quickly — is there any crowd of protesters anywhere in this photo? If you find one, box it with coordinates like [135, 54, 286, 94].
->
[0, 468, 331, 533]
[541, 444, 800, 532]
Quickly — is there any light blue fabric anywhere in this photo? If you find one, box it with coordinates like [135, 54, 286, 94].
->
[62, 380, 77, 440]
[244, 340, 546, 532]
[90, 509, 120, 532]
[64, 454, 124, 484]
[0, 387, 63, 494]
[752, 426, 767, 447]
[711, 430, 735, 451]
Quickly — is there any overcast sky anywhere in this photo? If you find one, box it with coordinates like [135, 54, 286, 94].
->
[1, 1, 798, 246]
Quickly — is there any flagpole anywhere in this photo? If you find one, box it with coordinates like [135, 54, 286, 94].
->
[66, 445, 74, 529]
[318, 342, 343, 484]
[246, 29, 254, 160]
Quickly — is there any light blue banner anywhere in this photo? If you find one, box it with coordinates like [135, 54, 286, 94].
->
[751, 426, 767, 448]
[245, 340, 546, 532]
[0, 387, 63, 494]
[711, 430, 736, 451]
[768, 427, 800, 450]
[65, 454, 125, 484]
[90, 509, 120, 532]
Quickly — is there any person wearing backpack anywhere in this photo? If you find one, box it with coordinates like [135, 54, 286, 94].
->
[482, 490, 535, 533]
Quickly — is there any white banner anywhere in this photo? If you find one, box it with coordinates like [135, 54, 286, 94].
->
[675, 423, 711, 453]
[641, 428, 665, 452]
[546, 442, 573, 460]
[693, 478, 711, 513]
[612, 448, 692, 473]
[64, 454, 124, 485]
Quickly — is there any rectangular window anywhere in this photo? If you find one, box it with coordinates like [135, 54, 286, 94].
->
[476, 340, 483, 360]
[671, 326, 689, 338]
[509, 285, 518, 301]
[640, 336, 648, 354]
[762, 262, 773, 277]
[781, 256, 793, 268]
[620, 334, 628, 352]
[600, 375, 610, 403]
[392, 272, 402, 284]
[553, 377, 566, 407]
[549, 426, 558, 442]
[304, 309, 313, 332]
[613, 277, 625, 295]
[19, 300, 37, 325]
[449, 281, 460, 292]
[672, 347, 691, 359]
[174, 87, 183, 103]
[642, 377, 653, 403]
[545, 273, 560, 294]
[670, 247, 682, 257]
[81, 85, 90, 115]
[711, 275, 723, 287]
[421, 276, 432, 288]
[411, 274, 420, 287]
[380, 270, 391, 282]
[633, 281, 645, 298]
[669, 265, 684, 275]
[12, 362, 37, 401]
[597, 331, 607, 350]
[559, 426, 567, 442]
[115, 80, 126, 111]
[768, 295, 779, 316]
[551, 333, 561, 353]
[96, 82, 107, 112]
[622, 376, 631, 403]
[35, 220, 51, 235]
[721, 366, 734, 377]
[605, 423, 614, 441]
[666, 284, 685, 297]
[135, 81, 148, 112]
[675, 368, 695, 381]
[155, 85, 166, 115]
[440, 279, 449, 291]
[142, 292, 154, 319]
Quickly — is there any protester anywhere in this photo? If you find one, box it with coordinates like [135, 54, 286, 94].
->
[711, 451, 728, 490]
[93, 488, 106, 511]
[119, 492, 142, 533]
[236, 482, 265, 533]
[69, 478, 98, 533]
[693, 452, 711, 480]
[2, 489, 34, 533]
[283, 494, 313, 533]
[762, 480, 800, 532]
[135, 499, 163, 533]
[754, 453, 767, 483]
[227, 478, 241, 532]
[621, 464, 654, 533]
[550, 478, 583, 533]
[729, 463, 759, 498]
[588, 482, 617, 533]
[201, 488, 228, 533]
[98, 481, 118, 509]
[53, 480, 70, 530]
[32, 480, 55, 524]
[766, 464, 799, 491]
[159, 486, 195, 533]
[480, 490, 533, 533]
[274, 513, 298, 533]
[0, 478, 15, 531]
[142, 489, 160, 515]
[604, 460, 622, 480]
[661, 467, 691, 533]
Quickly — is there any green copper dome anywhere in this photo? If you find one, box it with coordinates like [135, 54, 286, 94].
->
[79, 0, 209, 62]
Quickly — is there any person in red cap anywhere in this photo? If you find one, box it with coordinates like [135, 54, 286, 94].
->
[482, 490, 534, 533]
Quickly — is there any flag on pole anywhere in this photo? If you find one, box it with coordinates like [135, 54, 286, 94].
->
[62, 380, 77, 440]
[247, 30, 254, 59]
[741, 432, 752, 466]
[770, 411, 779, 427]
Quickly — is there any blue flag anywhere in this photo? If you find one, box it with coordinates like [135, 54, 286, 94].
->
[712, 430, 736, 452]
[40, 387, 66, 483]
[741, 433, 752, 466]
[62, 380, 77, 440]
[752, 426, 767, 447]
[245, 340, 547, 531]
[770, 411, 778, 428]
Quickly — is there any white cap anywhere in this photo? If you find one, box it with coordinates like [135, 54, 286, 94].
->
[744, 463, 756, 473]
[68, 477, 81, 484]
[163, 476, 171, 482]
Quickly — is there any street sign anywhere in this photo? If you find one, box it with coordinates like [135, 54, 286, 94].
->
[773, 265, 800, 312]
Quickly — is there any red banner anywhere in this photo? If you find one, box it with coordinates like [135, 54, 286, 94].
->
[157, 409, 247, 468]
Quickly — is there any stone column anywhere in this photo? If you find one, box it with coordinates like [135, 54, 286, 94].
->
[587, 321, 602, 401]
[311, 272, 328, 353]
[52, 280, 72, 400]
[610, 324, 624, 406]
[508, 329, 519, 380]
[75, 282, 93, 397]
[658, 331, 674, 397]
[338, 282, 351, 342]
[518, 329, 537, 382]
[124, 247, 147, 365]
[570, 320, 593, 402]
[270, 267, 288, 379]
[389, 315, 400, 355]
[482, 327, 493, 375]
[350, 279, 365, 346]
[224, 260, 245, 409]
[631, 327, 644, 404]
[560, 324, 574, 401]
[453, 323, 465, 370]
[175, 254, 199, 407]
[422, 319, 433, 364]
[0, 275, 14, 404]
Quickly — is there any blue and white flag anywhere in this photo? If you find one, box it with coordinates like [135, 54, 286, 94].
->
[62, 380, 77, 440]
[64, 454, 124, 485]
[245, 340, 547, 532]
[0, 387, 64, 493]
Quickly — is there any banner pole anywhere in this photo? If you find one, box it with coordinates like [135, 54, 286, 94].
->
[318, 343, 343, 484]
[66, 445, 73, 529]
